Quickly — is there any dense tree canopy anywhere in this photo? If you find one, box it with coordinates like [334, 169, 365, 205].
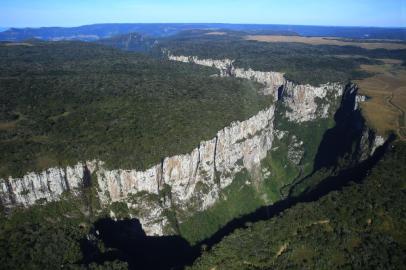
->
[0, 41, 270, 178]
[161, 30, 406, 85]
[191, 142, 406, 270]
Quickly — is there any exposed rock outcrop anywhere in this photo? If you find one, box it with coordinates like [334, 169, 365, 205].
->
[0, 106, 275, 235]
[168, 53, 343, 122]
[167, 54, 285, 97]
[97, 106, 275, 234]
[281, 81, 343, 122]
[0, 161, 97, 207]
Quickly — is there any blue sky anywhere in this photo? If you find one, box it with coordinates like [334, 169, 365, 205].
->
[1, 0, 405, 28]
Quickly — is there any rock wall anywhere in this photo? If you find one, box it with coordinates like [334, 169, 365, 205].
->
[281, 81, 343, 122]
[167, 54, 285, 97]
[168, 53, 342, 121]
[96, 106, 275, 235]
[0, 106, 275, 235]
[0, 161, 98, 207]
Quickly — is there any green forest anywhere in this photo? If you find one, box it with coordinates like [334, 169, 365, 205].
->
[0, 183, 129, 269]
[191, 142, 406, 270]
[1, 140, 404, 269]
[161, 30, 406, 85]
[0, 41, 271, 178]
[1, 34, 405, 270]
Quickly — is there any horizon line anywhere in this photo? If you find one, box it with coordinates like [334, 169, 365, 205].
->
[1, 22, 405, 30]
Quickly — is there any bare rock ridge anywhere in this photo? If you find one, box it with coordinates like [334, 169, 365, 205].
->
[0, 53, 384, 236]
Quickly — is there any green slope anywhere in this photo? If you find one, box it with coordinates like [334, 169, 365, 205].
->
[191, 142, 406, 270]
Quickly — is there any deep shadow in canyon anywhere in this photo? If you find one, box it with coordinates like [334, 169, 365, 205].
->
[89, 136, 394, 270]
[88, 84, 395, 269]
[89, 219, 200, 270]
[312, 83, 375, 171]
[195, 134, 394, 249]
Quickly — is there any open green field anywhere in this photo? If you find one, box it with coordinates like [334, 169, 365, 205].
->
[162, 30, 406, 86]
[354, 59, 406, 139]
[244, 35, 406, 50]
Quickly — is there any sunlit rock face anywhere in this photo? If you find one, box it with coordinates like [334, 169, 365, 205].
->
[0, 106, 275, 235]
[0, 161, 97, 207]
[281, 81, 343, 122]
[168, 53, 343, 122]
[232, 67, 286, 95]
[167, 53, 285, 97]
[95, 106, 275, 234]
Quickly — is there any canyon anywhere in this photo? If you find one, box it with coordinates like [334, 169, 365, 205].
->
[0, 53, 385, 237]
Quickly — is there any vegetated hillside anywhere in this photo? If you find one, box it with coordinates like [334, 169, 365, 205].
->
[0, 183, 130, 269]
[191, 142, 406, 270]
[0, 40, 270, 178]
[0, 23, 219, 41]
[96, 33, 158, 52]
[244, 35, 406, 50]
[161, 30, 406, 85]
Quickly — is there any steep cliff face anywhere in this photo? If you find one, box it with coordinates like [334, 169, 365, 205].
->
[312, 83, 385, 172]
[0, 162, 98, 207]
[281, 81, 343, 122]
[95, 106, 275, 234]
[0, 53, 384, 238]
[167, 54, 285, 97]
[0, 106, 275, 235]
[168, 53, 342, 122]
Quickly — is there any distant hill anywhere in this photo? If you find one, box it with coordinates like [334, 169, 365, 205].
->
[0, 24, 221, 41]
[0, 23, 405, 41]
[96, 32, 158, 52]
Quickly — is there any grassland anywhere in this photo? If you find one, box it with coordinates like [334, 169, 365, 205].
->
[244, 35, 406, 50]
[353, 59, 406, 139]
[239, 33, 406, 139]
[162, 32, 388, 86]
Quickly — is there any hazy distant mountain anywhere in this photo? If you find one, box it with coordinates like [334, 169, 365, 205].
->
[0, 23, 221, 41]
[96, 32, 158, 52]
[0, 23, 405, 41]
